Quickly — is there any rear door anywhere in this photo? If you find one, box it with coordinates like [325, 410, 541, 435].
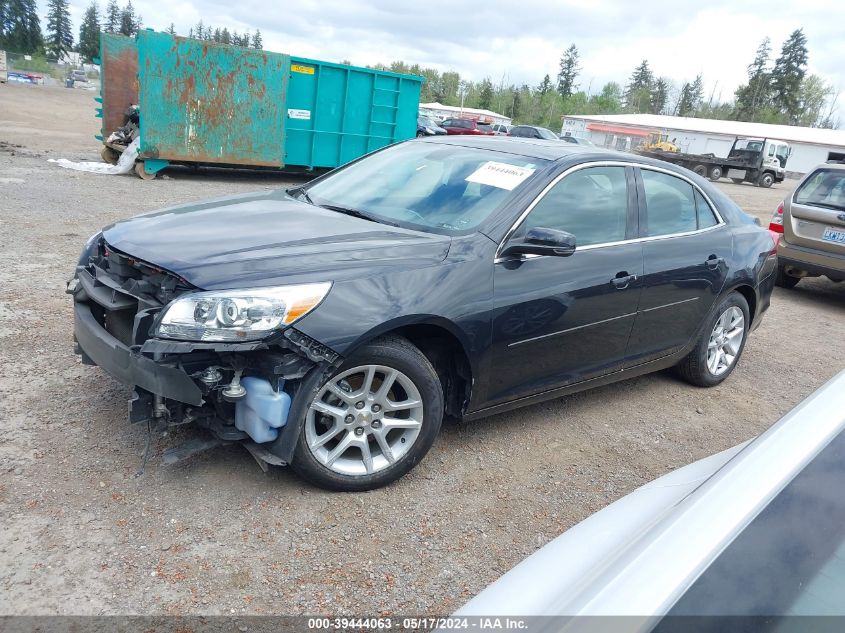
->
[785, 167, 845, 254]
[624, 167, 732, 367]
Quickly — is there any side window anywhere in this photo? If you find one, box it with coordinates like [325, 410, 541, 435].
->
[695, 190, 719, 229]
[521, 166, 628, 246]
[768, 144, 776, 157]
[641, 169, 697, 236]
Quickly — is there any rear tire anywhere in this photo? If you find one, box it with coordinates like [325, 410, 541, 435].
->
[675, 292, 750, 387]
[692, 164, 707, 177]
[291, 335, 443, 491]
[775, 265, 801, 288]
[708, 166, 723, 181]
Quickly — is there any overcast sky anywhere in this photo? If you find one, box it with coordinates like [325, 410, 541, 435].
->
[50, 0, 844, 111]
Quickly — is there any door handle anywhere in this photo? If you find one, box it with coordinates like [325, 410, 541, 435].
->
[706, 255, 725, 269]
[611, 272, 637, 290]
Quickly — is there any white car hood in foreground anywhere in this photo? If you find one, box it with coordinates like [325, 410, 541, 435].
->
[457, 370, 845, 622]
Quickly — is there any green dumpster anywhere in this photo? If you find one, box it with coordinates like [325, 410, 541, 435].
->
[97, 31, 423, 178]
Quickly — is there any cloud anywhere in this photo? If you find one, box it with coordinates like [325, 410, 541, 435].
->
[49, 0, 844, 108]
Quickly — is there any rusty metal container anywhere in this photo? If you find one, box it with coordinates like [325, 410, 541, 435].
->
[97, 31, 423, 178]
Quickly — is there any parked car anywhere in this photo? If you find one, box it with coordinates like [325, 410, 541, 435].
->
[560, 134, 595, 146]
[440, 118, 495, 135]
[509, 125, 559, 140]
[456, 369, 845, 619]
[69, 136, 776, 491]
[770, 161, 845, 287]
[417, 116, 447, 137]
[491, 123, 512, 136]
[69, 69, 88, 82]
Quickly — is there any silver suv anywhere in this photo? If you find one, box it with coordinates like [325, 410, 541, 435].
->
[770, 162, 845, 287]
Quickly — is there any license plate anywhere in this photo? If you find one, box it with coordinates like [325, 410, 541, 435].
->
[822, 227, 845, 244]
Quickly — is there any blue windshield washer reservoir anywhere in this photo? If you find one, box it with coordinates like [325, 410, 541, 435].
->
[234, 377, 292, 443]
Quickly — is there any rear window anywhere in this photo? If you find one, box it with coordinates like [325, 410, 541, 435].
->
[794, 169, 845, 211]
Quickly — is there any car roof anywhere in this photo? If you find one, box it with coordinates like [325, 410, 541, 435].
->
[418, 134, 621, 162]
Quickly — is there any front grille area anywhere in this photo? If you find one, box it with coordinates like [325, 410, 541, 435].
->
[80, 239, 194, 346]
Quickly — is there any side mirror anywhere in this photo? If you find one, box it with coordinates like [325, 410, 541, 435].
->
[501, 227, 577, 258]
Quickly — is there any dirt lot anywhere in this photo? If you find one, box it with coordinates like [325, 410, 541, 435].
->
[1, 83, 843, 616]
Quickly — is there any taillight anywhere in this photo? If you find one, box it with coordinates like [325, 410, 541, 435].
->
[768, 202, 784, 233]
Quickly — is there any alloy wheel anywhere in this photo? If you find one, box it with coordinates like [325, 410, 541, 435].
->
[305, 365, 424, 476]
[707, 306, 745, 376]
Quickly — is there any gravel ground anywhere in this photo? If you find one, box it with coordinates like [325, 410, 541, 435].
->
[1, 83, 843, 617]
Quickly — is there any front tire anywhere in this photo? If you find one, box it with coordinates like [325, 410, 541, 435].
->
[758, 172, 775, 188]
[676, 292, 750, 387]
[291, 335, 443, 491]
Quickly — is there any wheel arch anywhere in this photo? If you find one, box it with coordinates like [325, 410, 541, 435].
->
[346, 316, 475, 421]
[725, 282, 758, 326]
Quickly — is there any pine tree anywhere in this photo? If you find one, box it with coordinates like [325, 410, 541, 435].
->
[77, 1, 100, 62]
[45, 0, 73, 58]
[734, 37, 772, 121]
[104, 0, 120, 33]
[771, 28, 808, 123]
[677, 74, 703, 117]
[119, 0, 140, 36]
[0, 1, 8, 47]
[166, 22, 175, 35]
[250, 29, 262, 49]
[650, 78, 669, 114]
[2, 0, 43, 53]
[477, 78, 494, 110]
[192, 20, 204, 39]
[536, 74, 552, 96]
[624, 60, 653, 113]
[510, 87, 522, 121]
[556, 44, 580, 98]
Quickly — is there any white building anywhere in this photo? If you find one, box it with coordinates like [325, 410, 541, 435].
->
[419, 102, 511, 126]
[562, 113, 845, 175]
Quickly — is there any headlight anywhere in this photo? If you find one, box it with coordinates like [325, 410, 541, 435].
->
[155, 282, 331, 342]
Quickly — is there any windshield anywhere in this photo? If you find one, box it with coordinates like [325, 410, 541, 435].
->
[419, 117, 435, 127]
[794, 169, 845, 211]
[303, 142, 548, 234]
[536, 127, 558, 140]
[478, 123, 493, 132]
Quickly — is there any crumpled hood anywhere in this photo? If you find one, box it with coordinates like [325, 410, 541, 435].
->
[102, 190, 451, 290]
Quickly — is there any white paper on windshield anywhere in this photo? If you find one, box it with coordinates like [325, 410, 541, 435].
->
[465, 161, 535, 190]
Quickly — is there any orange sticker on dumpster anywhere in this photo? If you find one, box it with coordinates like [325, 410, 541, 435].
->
[291, 64, 314, 74]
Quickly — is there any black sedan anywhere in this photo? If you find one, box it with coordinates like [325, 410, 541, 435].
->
[417, 116, 447, 137]
[69, 137, 777, 491]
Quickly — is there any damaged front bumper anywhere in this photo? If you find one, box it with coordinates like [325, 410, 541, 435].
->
[74, 300, 204, 406]
[68, 248, 341, 464]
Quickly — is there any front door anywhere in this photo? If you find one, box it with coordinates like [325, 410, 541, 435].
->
[624, 167, 732, 367]
[487, 165, 643, 406]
